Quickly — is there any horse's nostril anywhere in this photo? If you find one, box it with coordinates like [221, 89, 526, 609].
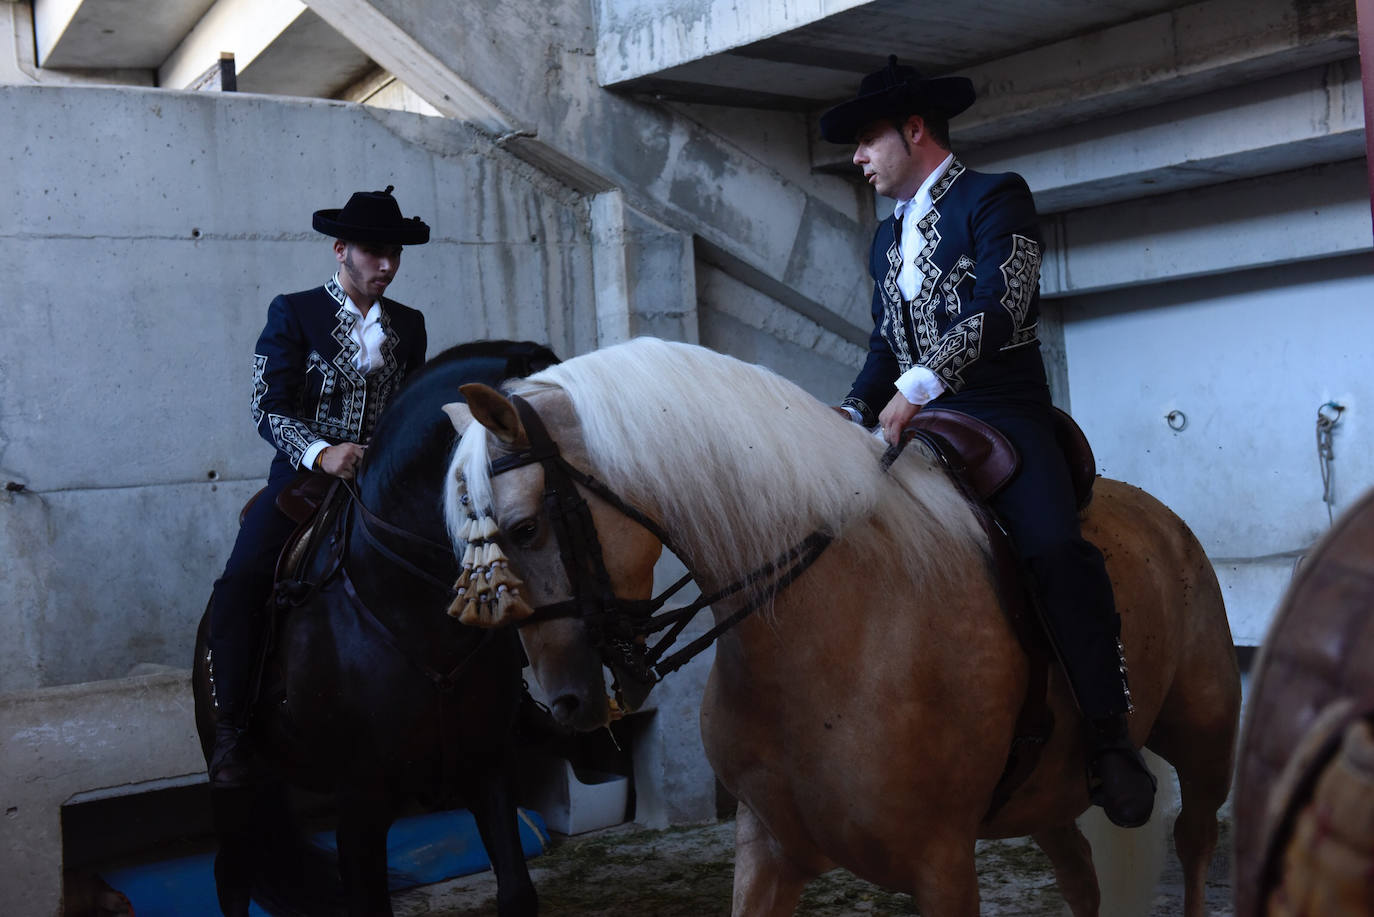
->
[551, 695, 581, 721]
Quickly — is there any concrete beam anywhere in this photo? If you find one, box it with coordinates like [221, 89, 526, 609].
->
[592, 0, 870, 88]
[812, 0, 1359, 171]
[160, 0, 372, 98]
[4, 1, 152, 85]
[961, 0, 1356, 145]
[233, 8, 372, 97]
[1040, 159, 1373, 297]
[34, 0, 214, 68]
[967, 59, 1367, 214]
[304, 0, 872, 341]
[161, 0, 303, 90]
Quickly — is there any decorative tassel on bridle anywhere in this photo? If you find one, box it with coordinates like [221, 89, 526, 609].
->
[447, 473, 535, 627]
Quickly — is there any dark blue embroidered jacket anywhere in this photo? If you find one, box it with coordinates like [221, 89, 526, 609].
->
[845, 161, 1047, 425]
[250, 275, 426, 482]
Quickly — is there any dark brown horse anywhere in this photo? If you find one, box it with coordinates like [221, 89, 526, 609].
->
[1233, 484, 1374, 916]
[193, 340, 557, 917]
[443, 337, 1241, 917]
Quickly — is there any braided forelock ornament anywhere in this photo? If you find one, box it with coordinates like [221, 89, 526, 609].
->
[447, 473, 535, 627]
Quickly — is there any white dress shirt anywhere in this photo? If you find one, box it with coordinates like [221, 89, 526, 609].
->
[890, 153, 955, 408]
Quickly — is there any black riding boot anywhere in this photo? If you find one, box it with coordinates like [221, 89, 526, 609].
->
[1086, 715, 1157, 828]
[206, 616, 271, 790]
[208, 720, 264, 790]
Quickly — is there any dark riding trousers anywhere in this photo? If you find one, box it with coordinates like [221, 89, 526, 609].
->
[209, 279, 426, 717]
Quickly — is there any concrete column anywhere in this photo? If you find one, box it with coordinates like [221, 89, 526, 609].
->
[591, 191, 698, 347]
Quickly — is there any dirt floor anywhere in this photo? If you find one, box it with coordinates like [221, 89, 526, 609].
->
[394, 812, 1235, 916]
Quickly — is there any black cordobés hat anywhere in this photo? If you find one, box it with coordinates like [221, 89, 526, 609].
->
[312, 185, 430, 245]
[819, 55, 976, 145]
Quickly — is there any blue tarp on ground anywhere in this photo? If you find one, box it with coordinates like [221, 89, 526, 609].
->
[100, 807, 549, 917]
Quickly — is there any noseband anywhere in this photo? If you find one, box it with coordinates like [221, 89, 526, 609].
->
[484, 395, 832, 684]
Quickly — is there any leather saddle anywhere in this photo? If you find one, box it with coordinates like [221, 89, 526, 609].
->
[238, 472, 340, 585]
[897, 406, 1097, 821]
[904, 406, 1095, 510]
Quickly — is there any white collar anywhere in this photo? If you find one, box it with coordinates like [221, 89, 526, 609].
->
[344, 296, 382, 324]
[330, 271, 383, 323]
[892, 153, 956, 223]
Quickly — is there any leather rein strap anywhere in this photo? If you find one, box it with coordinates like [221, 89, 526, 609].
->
[487, 395, 832, 682]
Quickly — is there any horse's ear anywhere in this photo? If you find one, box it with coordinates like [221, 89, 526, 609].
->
[459, 383, 529, 447]
[441, 401, 473, 433]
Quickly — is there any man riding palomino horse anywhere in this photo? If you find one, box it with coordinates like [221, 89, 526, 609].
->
[821, 56, 1157, 827]
[205, 186, 430, 788]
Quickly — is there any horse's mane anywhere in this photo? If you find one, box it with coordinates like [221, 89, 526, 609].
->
[449, 338, 984, 595]
[366, 339, 559, 504]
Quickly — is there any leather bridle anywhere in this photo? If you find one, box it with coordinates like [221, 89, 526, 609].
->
[484, 394, 832, 684]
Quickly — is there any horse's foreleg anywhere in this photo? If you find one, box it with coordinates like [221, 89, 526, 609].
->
[209, 786, 258, 917]
[1032, 822, 1100, 916]
[469, 764, 538, 917]
[335, 794, 396, 917]
[731, 802, 812, 917]
[908, 833, 980, 917]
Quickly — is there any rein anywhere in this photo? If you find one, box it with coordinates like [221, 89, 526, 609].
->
[485, 395, 833, 682]
[341, 478, 458, 597]
[284, 478, 493, 692]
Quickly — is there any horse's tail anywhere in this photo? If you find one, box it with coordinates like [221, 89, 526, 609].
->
[211, 782, 347, 917]
[1080, 749, 1177, 917]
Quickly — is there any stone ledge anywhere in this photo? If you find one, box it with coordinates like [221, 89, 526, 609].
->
[0, 670, 202, 917]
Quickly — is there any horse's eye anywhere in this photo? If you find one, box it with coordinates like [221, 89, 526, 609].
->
[509, 520, 539, 547]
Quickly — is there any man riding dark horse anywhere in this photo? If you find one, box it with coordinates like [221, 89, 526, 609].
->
[206, 186, 430, 788]
[821, 57, 1157, 827]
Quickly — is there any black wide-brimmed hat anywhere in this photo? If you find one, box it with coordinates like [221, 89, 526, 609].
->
[819, 56, 976, 145]
[312, 185, 430, 245]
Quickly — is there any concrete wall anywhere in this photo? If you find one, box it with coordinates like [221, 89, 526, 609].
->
[697, 259, 861, 400]
[0, 83, 596, 693]
[1062, 251, 1374, 645]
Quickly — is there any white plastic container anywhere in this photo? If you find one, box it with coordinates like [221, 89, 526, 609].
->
[529, 759, 630, 835]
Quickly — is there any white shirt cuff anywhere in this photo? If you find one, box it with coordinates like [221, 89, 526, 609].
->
[301, 440, 330, 471]
[894, 366, 947, 406]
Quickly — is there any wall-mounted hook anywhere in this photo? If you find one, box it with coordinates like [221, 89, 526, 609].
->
[1166, 410, 1187, 432]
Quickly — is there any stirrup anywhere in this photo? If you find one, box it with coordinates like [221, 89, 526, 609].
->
[1087, 743, 1157, 828]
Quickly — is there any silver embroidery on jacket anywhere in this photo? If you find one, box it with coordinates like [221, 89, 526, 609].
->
[999, 233, 1040, 351]
[257, 274, 409, 464]
[250, 355, 268, 425]
[939, 255, 976, 321]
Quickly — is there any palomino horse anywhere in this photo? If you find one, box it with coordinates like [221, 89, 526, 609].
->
[441, 337, 1241, 917]
[193, 340, 557, 917]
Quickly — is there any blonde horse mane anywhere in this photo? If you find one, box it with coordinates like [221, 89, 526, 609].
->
[447, 338, 984, 597]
